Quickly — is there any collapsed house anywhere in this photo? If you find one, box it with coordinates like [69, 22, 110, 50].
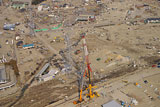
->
[76, 12, 95, 21]
[0, 66, 7, 84]
[35, 63, 59, 82]
[11, 0, 32, 9]
[40, 69, 59, 82]
[32, 0, 46, 5]
[3, 24, 15, 30]
[144, 18, 160, 24]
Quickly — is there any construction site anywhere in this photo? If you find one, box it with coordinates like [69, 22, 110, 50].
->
[0, 0, 160, 107]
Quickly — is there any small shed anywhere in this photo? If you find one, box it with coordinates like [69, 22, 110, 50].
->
[102, 100, 121, 107]
[16, 41, 23, 47]
[95, 0, 102, 4]
[23, 44, 34, 49]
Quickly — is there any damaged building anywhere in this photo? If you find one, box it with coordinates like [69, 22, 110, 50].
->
[76, 12, 96, 21]
[10, 0, 32, 9]
[144, 18, 160, 24]
[0, 66, 7, 84]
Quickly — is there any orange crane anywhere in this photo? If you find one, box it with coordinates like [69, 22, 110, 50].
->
[81, 33, 99, 99]
[73, 33, 99, 104]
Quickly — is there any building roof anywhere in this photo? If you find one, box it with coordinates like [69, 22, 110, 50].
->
[12, 1, 27, 5]
[23, 44, 34, 48]
[40, 69, 58, 81]
[41, 72, 54, 79]
[11, 0, 32, 5]
[102, 100, 121, 107]
[3, 24, 15, 30]
[0, 66, 7, 84]
[35, 63, 50, 77]
[146, 18, 160, 21]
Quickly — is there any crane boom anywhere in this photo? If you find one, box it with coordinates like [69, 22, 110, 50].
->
[74, 33, 99, 104]
[81, 33, 99, 99]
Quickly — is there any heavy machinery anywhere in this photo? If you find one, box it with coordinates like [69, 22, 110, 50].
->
[73, 33, 99, 104]
[74, 50, 81, 55]
[53, 36, 64, 42]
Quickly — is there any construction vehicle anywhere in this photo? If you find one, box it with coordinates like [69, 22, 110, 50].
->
[74, 50, 81, 55]
[104, 57, 112, 63]
[74, 33, 99, 104]
[81, 33, 99, 99]
[104, 53, 119, 63]
[122, 80, 128, 83]
[53, 36, 64, 42]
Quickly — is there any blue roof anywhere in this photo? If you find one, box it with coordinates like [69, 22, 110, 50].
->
[23, 44, 34, 48]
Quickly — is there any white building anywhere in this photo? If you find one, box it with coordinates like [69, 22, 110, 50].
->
[40, 69, 59, 82]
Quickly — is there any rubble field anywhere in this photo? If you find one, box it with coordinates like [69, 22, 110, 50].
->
[0, 0, 160, 107]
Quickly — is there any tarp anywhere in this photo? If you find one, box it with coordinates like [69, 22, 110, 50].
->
[34, 24, 62, 32]
[41, 28, 48, 31]
[34, 29, 41, 32]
